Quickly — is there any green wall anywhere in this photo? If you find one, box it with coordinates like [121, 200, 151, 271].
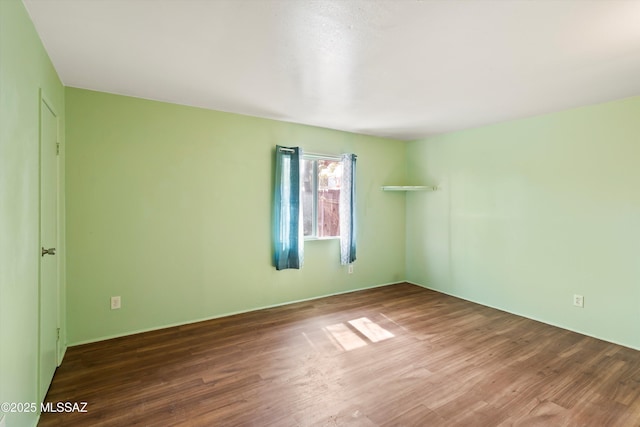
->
[0, 0, 66, 426]
[406, 96, 640, 350]
[65, 88, 407, 345]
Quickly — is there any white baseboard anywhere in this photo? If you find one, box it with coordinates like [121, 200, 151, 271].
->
[68, 281, 402, 347]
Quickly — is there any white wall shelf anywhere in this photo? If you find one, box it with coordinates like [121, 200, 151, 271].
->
[381, 186, 437, 192]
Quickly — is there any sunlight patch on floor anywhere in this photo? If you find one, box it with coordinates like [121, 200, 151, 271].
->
[316, 317, 396, 352]
[348, 317, 395, 343]
[323, 323, 368, 351]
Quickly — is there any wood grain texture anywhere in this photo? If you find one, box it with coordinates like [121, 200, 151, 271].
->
[39, 283, 640, 426]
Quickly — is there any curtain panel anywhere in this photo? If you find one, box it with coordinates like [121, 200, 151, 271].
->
[340, 153, 357, 265]
[273, 145, 303, 270]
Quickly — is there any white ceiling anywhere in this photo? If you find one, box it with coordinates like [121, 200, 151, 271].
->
[23, 0, 640, 140]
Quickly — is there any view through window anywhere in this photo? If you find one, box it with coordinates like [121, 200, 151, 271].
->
[302, 157, 343, 238]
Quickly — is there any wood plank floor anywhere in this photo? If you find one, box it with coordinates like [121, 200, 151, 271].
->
[39, 283, 640, 426]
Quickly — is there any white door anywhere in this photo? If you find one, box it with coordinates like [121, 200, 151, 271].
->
[39, 94, 59, 402]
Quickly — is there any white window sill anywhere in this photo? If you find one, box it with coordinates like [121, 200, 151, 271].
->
[304, 236, 340, 241]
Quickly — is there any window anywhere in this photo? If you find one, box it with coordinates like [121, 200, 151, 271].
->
[273, 146, 356, 269]
[302, 156, 343, 239]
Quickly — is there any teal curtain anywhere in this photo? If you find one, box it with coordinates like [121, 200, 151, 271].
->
[273, 145, 303, 270]
[340, 153, 357, 265]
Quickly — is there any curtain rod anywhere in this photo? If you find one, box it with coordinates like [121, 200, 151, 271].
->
[278, 147, 357, 160]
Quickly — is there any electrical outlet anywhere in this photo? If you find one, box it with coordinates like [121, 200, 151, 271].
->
[573, 294, 584, 308]
[348, 264, 354, 274]
[111, 296, 121, 310]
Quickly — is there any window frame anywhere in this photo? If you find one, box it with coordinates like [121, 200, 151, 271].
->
[302, 153, 342, 241]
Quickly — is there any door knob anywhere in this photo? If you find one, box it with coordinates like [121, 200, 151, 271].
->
[41, 247, 56, 256]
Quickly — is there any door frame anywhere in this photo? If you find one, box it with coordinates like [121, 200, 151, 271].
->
[38, 89, 61, 401]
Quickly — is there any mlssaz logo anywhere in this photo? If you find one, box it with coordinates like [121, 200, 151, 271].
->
[41, 402, 88, 413]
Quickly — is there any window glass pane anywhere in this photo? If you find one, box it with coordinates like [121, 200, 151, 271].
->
[317, 160, 342, 237]
[302, 159, 314, 236]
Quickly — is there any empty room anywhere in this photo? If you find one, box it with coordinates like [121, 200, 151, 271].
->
[1, 0, 640, 426]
